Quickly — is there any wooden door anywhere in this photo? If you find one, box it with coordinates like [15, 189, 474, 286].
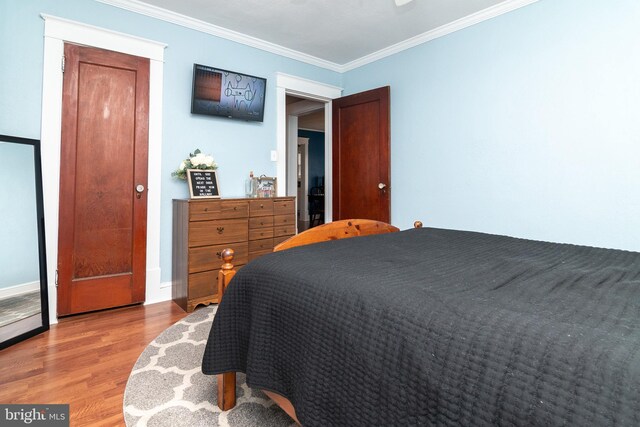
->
[332, 86, 390, 222]
[57, 44, 149, 316]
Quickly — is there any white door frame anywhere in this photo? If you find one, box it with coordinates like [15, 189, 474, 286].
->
[275, 73, 341, 223]
[40, 15, 166, 324]
[286, 114, 299, 199]
[297, 137, 309, 222]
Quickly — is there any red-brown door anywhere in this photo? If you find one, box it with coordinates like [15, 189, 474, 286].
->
[57, 44, 149, 316]
[332, 86, 390, 222]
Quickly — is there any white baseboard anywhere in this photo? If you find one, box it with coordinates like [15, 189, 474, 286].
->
[0, 281, 40, 299]
[145, 280, 172, 305]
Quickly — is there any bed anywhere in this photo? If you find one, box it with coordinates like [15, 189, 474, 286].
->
[202, 219, 640, 426]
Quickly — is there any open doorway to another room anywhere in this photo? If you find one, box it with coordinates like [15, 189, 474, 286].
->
[286, 95, 325, 233]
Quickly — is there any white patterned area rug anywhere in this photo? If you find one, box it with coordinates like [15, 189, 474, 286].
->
[123, 306, 296, 427]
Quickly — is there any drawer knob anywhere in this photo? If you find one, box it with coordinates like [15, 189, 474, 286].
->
[234, 206, 237, 210]
[217, 226, 224, 234]
[204, 208, 208, 212]
[260, 204, 264, 208]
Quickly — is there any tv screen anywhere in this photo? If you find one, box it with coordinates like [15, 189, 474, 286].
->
[191, 64, 266, 122]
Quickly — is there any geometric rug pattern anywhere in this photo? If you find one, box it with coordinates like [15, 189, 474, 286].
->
[123, 305, 296, 427]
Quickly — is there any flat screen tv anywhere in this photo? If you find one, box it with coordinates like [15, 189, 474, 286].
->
[191, 64, 266, 122]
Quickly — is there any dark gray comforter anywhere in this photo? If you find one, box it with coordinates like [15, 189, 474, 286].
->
[202, 227, 640, 426]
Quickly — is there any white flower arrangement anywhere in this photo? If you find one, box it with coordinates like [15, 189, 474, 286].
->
[172, 149, 218, 180]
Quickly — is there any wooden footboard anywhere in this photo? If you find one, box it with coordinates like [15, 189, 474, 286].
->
[216, 248, 237, 411]
[214, 219, 422, 420]
[215, 247, 301, 421]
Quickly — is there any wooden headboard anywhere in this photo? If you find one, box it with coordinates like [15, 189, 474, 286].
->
[273, 219, 401, 252]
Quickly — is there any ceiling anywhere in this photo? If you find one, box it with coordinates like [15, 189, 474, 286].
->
[99, 0, 536, 71]
[287, 95, 325, 131]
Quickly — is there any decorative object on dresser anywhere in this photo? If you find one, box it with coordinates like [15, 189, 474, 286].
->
[244, 171, 256, 198]
[186, 169, 220, 198]
[256, 175, 277, 198]
[172, 197, 295, 312]
[171, 148, 217, 180]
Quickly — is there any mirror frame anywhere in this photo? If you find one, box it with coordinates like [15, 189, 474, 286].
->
[0, 134, 49, 350]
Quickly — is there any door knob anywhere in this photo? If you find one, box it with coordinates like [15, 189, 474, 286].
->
[135, 184, 145, 199]
[378, 183, 387, 190]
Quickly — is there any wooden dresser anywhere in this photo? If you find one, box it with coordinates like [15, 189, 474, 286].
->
[172, 197, 296, 312]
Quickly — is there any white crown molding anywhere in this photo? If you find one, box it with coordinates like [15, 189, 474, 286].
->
[276, 73, 342, 100]
[340, 0, 539, 72]
[298, 126, 325, 133]
[96, 0, 537, 72]
[41, 13, 166, 61]
[287, 100, 325, 117]
[95, 0, 343, 72]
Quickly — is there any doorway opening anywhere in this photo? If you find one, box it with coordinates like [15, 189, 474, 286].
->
[286, 95, 325, 232]
[275, 73, 342, 234]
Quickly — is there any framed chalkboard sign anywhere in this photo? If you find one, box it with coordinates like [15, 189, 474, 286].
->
[186, 169, 220, 198]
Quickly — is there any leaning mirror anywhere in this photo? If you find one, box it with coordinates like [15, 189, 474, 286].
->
[0, 134, 49, 350]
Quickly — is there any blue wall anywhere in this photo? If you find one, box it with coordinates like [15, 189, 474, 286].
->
[342, 0, 640, 251]
[0, 142, 40, 288]
[298, 129, 325, 189]
[2, 0, 639, 292]
[0, 0, 341, 283]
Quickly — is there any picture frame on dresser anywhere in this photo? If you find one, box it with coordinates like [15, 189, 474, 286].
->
[187, 169, 220, 199]
[256, 175, 276, 198]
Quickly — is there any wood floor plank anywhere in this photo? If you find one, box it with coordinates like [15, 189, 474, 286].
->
[0, 301, 188, 426]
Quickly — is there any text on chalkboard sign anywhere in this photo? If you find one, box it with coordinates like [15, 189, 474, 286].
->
[187, 169, 220, 198]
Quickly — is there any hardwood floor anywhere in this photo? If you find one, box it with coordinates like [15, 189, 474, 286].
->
[0, 300, 188, 426]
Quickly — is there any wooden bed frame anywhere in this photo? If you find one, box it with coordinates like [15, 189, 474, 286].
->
[215, 219, 422, 423]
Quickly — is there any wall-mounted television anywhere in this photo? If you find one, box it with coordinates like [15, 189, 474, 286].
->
[191, 64, 266, 122]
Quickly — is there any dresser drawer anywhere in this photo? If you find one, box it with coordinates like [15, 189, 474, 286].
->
[273, 235, 292, 247]
[249, 237, 274, 253]
[249, 216, 274, 229]
[188, 242, 248, 273]
[249, 228, 274, 241]
[274, 199, 294, 215]
[249, 199, 274, 217]
[190, 200, 248, 221]
[274, 224, 296, 237]
[188, 270, 217, 300]
[274, 214, 295, 227]
[188, 219, 248, 247]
